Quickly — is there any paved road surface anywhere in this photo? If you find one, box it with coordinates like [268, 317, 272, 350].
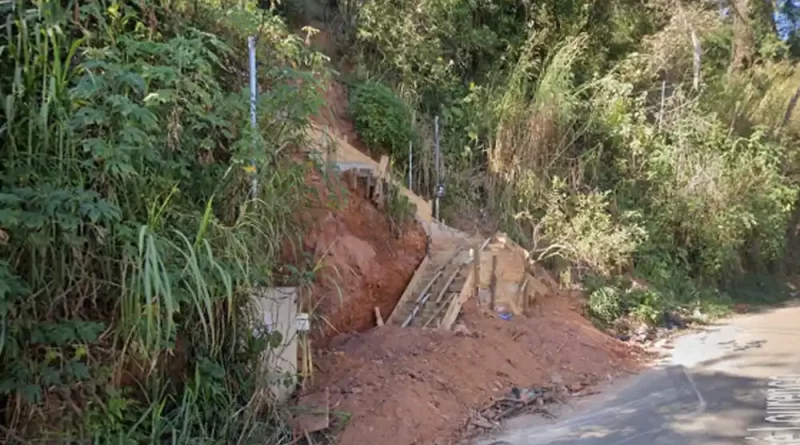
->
[475, 303, 800, 445]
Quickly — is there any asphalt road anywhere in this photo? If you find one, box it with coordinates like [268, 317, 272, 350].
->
[474, 302, 800, 445]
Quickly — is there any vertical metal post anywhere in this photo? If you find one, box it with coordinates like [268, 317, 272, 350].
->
[248, 36, 259, 199]
[434, 116, 440, 221]
[408, 140, 413, 190]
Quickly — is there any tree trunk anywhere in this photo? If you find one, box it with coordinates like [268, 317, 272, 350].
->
[728, 0, 780, 72]
[729, 0, 755, 72]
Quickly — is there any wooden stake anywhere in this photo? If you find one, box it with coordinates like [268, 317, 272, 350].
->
[490, 255, 498, 311]
[519, 278, 530, 314]
[432, 267, 461, 305]
[473, 242, 481, 303]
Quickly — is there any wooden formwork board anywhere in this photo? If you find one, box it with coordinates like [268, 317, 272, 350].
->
[307, 124, 433, 222]
[387, 246, 470, 328]
[440, 267, 475, 330]
[386, 255, 432, 326]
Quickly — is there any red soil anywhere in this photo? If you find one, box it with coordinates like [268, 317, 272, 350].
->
[295, 168, 426, 344]
[307, 291, 644, 445]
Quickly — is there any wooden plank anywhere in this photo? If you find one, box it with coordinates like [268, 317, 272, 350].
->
[401, 269, 444, 328]
[519, 278, 530, 314]
[421, 265, 464, 328]
[375, 307, 384, 326]
[473, 241, 481, 303]
[441, 268, 474, 330]
[412, 271, 444, 305]
[307, 124, 433, 222]
[397, 246, 466, 327]
[432, 267, 461, 305]
[489, 255, 498, 311]
[402, 282, 438, 328]
[422, 291, 457, 328]
[373, 155, 390, 208]
[386, 255, 431, 325]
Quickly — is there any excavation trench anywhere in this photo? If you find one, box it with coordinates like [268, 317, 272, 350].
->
[297, 168, 427, 345]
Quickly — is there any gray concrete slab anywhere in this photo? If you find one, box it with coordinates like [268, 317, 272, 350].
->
[473, 302, 800, 445]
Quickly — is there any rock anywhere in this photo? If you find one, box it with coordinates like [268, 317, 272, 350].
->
[550, 374, 567, 394]
[633, 323, 654, 343]
[290, 388, 330, 434]
[568, 382, 585, 393]
[733, 304, 750, 314]
[454, 323, 473, 337]
[663, 311, 686, 329]
[692, 308, 710, 323]
[470, 416, 494, 429]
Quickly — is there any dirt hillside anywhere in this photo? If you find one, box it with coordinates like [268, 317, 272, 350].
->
[294, 168, 427, 344]
[290, 40, 642, 445]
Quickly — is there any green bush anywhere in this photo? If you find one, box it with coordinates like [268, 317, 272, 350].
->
[385, 184, 417, 236]
[0, 0, 326, 442]
[537, 178, 646, 275]
[345, 0, 800, 329]
[588, 286, 624, 325]
[349, 81, 416, 158]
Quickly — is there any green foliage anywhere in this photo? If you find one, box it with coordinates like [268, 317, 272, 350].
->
[593, 80, 797, 282]
[385, 184, 417, 236]
[587, 285, 624, 325]
[343, 0, 800, 325]
[536, 179, 646, 275]
[349, 81, 415, 158]
[0, 0, 326, 441]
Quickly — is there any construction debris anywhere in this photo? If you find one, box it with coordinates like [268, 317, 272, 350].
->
[463, 386, 556, 437]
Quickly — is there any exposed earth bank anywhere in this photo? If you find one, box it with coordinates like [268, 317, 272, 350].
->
[309, 291, 643, 445]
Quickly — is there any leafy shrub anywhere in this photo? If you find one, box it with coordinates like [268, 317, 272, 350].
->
[588, 286, 624, 325]
[347, 0, 800, 329]
[349, 81, 415, 158]
[510, 173, 646, 276]
[592, 79, 797, 282]
[538, 179, 646, 276]
[0, 0, 326, 442]
[385, 183, 417, 236]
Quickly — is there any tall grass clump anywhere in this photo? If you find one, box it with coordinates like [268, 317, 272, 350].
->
[0, 0, 327, 442]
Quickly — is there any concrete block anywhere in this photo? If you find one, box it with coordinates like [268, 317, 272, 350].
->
[250, 287, 298, 404]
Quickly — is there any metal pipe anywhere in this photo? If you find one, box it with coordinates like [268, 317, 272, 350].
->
[408, 140, 413, 190]
[434, 116, 440, 220]
[248, 35, 258, 198]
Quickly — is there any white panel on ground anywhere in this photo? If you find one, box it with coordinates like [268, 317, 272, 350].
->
[250, 287, 298, 404]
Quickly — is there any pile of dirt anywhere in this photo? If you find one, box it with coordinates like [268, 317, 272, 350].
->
[308, 292, 644, 445]
[295, 168, 427, 343]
